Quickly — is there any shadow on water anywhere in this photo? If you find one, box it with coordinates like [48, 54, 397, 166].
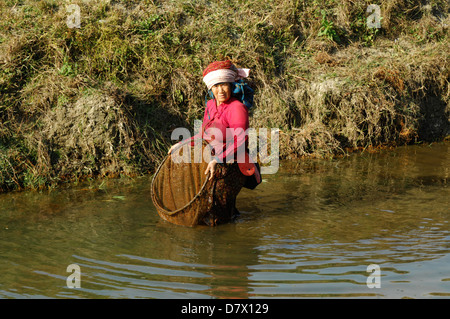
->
[0, 142, 448, 298]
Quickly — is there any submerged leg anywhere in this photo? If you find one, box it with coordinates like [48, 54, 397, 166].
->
[200, 163, 246, 226]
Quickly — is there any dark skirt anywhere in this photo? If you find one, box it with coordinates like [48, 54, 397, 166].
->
[200, 162, 247, 226]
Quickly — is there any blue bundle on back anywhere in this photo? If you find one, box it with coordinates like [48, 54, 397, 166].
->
[231, 79, 254, 109]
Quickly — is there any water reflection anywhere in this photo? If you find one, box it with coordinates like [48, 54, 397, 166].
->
[0, 142, 448, 298]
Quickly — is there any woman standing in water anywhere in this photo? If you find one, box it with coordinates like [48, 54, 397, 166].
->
[167, 60, 258, 226]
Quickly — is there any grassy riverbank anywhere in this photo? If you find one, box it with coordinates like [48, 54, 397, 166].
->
[0, 0, 449, 192]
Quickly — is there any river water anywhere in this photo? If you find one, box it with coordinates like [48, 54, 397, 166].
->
[0, 142, 448, 299]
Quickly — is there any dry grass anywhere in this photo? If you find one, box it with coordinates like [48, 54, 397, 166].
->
[0, 0, 448, 191]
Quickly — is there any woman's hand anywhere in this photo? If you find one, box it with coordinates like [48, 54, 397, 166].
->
[168, 142, 181, 155]
[204, 159, 218, 180]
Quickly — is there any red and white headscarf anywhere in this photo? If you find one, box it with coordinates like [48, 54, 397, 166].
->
[202, 60, 250, 90]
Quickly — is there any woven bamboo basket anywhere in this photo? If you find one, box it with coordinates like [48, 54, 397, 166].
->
[151, 141, 245, 227]
[150, 147, 213, 226]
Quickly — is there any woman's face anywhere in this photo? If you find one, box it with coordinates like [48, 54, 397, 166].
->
[211, 82, 231, 106]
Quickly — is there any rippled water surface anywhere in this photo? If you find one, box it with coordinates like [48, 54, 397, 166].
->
[0, 142, 449, 298]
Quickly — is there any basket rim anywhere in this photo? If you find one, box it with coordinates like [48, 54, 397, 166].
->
[151, 153, 211, 216]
